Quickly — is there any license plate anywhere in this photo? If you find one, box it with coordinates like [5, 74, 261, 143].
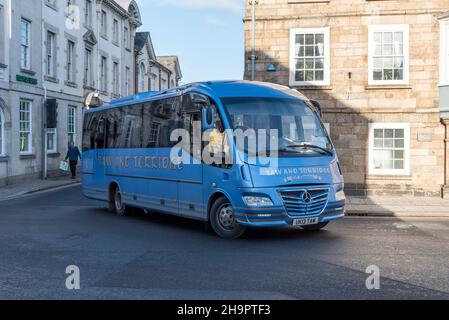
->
[293, 217, 319, 226]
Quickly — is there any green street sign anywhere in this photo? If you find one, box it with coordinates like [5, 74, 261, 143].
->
[16, 74, 38, 85]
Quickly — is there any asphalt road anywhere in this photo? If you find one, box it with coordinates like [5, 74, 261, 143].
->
[0, 185, 449, 300]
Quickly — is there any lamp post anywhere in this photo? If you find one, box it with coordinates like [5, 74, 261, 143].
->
[250, 0, 258, 81]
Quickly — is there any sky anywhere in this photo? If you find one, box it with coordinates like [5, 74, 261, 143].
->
[135, 0, 246, 84]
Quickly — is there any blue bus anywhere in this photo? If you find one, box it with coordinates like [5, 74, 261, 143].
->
[82, 81, 345, 239]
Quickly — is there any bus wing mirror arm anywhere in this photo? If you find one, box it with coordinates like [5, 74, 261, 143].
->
[311, 100, 323, 118]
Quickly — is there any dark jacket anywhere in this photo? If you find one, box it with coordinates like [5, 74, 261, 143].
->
[65, 146, 82, 161]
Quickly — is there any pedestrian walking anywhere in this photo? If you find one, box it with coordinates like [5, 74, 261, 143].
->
[65, 142, 82, 179]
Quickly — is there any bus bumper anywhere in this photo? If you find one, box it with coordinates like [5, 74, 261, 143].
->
[235, 200, 345, 228]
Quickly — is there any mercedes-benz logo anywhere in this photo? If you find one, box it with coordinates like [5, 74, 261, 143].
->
[302, 191, 312, 203]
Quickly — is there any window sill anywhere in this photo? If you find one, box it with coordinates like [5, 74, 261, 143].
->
[113, 41, 120, 47]
[366, 85, 412, 90]
[292, 85, 333, 91]
[45, 2, 58, 11]
[0, 63, 7, 68]
[100, 34, 108, 41]
[0, 155, 8, 162]
[288, 0, 330, 3]
[20, 69, 36, 76]
[366, 174, 412, 180]
[19, 154, 36, 160]
[47, 152, 60, 158]
[83, 84, 96, 91]
[65, 81, 78, 88]
[45, 75, 59, 84]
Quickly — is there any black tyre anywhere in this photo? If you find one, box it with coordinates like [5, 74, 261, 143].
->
[111, 185, 129, 216]
[301, 222, 329, 231]
[210, 197, 246, 239]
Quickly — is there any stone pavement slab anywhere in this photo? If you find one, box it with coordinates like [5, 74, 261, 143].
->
[0, 176, 81, 202]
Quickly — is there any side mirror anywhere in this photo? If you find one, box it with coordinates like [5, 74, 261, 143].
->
[311, 100, 323, 118]
[202, 106, 215, 130]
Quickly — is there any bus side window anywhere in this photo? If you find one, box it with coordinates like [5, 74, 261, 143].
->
[82, 113, 93, 152]
[95, 115, 105, 149]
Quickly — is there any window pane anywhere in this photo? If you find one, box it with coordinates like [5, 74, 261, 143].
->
[394, 129, 404, 138]
[305, 34, 314, 45]
[395, 138, 404, 148]
[394, 150, 404, 159]
[315, 58, 324, 69]
[374, 129, 383, 138]
[305, 46, 314, 56]
[385, 129, 394, 138]
[384, 138, 394, 148]
[383, 32, 393, 43]
[295, 71, 304, 82]
[374, 138, 383, 148]
[373, 70, 382, 80]
[315, 70, 324, 81]
[374, 32, 382, 43]
[383, 69, 393, 80]
[304, 70, 314, 81]
[394, 160, 404, 169]
[305, 58, 314, 69]
[394, 32, 403, 43]
[394, 69, 403, 80]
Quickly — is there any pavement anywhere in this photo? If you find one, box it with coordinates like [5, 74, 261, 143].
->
[0, 176, 81, 202]
[1, 177, 449, 217]
[1, 185, 449, 299]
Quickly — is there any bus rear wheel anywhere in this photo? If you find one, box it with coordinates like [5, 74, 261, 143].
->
[111, 185, 128, 216]
[210, 197, 246, 239]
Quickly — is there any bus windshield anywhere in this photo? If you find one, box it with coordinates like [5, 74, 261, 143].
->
[222, 97, 332, 156]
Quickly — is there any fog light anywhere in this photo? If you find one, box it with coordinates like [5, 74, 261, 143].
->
[335, 189, 346, 201]
[243, 196, 274, 207]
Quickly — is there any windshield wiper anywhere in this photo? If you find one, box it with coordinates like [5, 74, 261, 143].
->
[284, 143, 333, 155]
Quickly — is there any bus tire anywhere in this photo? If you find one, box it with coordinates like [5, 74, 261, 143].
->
[301, 222, 329, 231]
[210, 197, 246, 239]
[112, 185, 128, 216]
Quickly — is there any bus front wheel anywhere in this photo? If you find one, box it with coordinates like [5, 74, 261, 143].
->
[111, 185, 128, 216]
[210, 197, 246, 240]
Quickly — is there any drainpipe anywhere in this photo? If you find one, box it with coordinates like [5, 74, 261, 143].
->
[41, 0, 48, 180]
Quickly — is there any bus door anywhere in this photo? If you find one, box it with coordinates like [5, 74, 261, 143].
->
[176, 93, 204, 220]
[91, 112, 107, 196]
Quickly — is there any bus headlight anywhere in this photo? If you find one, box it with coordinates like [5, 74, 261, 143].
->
[335, 189, 346, 202]
[243, 196, 274, 207]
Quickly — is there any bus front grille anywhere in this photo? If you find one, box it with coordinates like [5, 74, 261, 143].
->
[280, 188, 329, 216]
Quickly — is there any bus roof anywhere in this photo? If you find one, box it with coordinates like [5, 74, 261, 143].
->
[85, 80, 309, 113]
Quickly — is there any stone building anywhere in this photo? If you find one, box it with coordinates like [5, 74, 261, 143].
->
[134, 32, 183, 93]
[0, 0, 142, 185]
[244, 0, 449, 197]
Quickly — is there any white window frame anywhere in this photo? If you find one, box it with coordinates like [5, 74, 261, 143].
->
[0, 108, 4, 156]
[19, 99, 32, 154]
[368, 122, 410, 176]
[84, 48, 92, 87]
[66, 40, 75, 83]
[46, 31, 56, 77]
[125, 66, 130, 96]
[100, 56, 107, 92]
[84, 0, 92, 28]
[112, 18, 119, 45]
[112, 61, 119, 95]
[368, 24, 410, 86]
[100, 10, 107, 38]
[439, 19, 449, 86]
[47, 128, 57, 153]
[67, 106, 76, 144]
[289, 27, 330, 87]
[20, 18, 31, 70]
